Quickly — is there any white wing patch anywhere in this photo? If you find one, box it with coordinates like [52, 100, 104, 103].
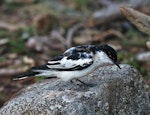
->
[47, 56, 93, 69]
[48, 60, 60, 64]
[60, 57, 93, 68]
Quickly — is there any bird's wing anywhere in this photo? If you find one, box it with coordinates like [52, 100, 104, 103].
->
[30, 55, 64, 71]
[47, 55, 64, 65]
[47, 46, 94, 71]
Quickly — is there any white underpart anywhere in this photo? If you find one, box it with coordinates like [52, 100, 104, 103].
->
[36, 51, 113, 81]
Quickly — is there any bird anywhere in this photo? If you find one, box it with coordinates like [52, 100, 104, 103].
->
[13, 44, 121, 84]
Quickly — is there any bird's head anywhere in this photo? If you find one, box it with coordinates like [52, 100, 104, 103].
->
[98, 44, 121, 69]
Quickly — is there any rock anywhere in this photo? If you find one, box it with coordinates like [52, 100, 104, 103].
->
[136, 52, 150, 62]
[146, 41, 150, 49]
[0, 64, 149, 115]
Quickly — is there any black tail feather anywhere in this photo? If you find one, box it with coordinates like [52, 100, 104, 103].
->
[13, 71, 40, 80]
[31, 64, 49, 70]
[14, 64, 49, 80]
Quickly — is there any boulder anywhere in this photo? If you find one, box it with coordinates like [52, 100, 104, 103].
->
[0, 64, 149, 115]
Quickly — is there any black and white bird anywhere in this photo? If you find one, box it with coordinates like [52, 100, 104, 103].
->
[14, 44, 121, 83]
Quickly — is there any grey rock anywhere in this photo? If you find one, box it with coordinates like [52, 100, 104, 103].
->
[0, 64, 149, 115]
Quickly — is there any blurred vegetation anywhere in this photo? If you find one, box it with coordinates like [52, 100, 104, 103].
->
[7, 38, 26, 53]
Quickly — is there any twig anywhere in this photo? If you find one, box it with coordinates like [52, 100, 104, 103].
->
[88, 0, 150, 26]
[0, 66, 29, 77]
[0, 21, 25, 31]
[120, 6, 150, 36]
[50, 30, 66, 46]
[66, 23, 84, 48]
[0, 60, 13, 68]
[93, 29, 124, 42]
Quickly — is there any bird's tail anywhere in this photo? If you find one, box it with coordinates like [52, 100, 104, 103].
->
[13, 71, 40, 80]
[13, 64, 56, 80]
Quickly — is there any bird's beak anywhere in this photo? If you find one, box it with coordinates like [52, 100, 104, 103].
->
[114, 62, 121, 69]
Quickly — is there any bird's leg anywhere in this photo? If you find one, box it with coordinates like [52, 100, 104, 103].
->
[76, 79, 90, 86]
[45, 76, 57, 79]
[70, 79, 93, 87]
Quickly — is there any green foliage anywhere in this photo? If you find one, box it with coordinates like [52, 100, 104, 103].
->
[35, 77, 45, 82]
[119, 28, 149, 80]
[118, 51, 148, 78]
[3, 0, 25, 11]
[0, 57, 6, 62]
[74, 0, 97, 12]
[21, 27, 32, 40]
[145, 84, 150, 91]
[130, 29, 147, 42]
[122, 29, 147, 47]
[75, 0, 88, 8]
[0, 92, 3, 100]
[7, 38, 26, 53]
[0, 29, 9, 38]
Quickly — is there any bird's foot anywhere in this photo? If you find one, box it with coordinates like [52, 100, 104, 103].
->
[76, 79, 94, 87]
[70, 79, 94, 87]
